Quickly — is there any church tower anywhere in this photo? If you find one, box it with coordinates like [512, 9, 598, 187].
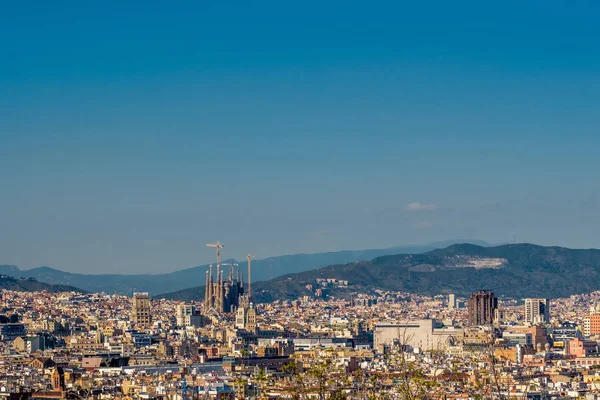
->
[51, 367, 65, 392]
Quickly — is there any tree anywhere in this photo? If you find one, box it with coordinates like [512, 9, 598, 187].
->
[234, 377, 247, 400]
[255, 367, 267, 399]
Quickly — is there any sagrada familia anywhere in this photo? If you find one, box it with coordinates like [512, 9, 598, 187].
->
[204, 264, 245, 314]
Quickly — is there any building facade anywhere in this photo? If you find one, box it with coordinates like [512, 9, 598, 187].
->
[584, 314, 600, 336]
[131, 292, 151, 327]
[568, 337, 598, 358]
[467, 290, 498, 326]
[524, 298, 550, 324]
[0, 323, 26, 342]
[175, 303, 204, 327]
[373, 320, 459, 351]
[448, 294, 456, 309]
[235, 304, 257, 333]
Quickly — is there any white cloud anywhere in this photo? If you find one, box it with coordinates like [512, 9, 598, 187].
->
[311, 229, 329, 237]
[414, 221, 434, 229]
[406, 202, 438, 211]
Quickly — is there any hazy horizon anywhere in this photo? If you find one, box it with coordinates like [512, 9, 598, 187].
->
[2, 2, 599, 274]
[4, 238, 600, 275]
[3, 238, 493, 273]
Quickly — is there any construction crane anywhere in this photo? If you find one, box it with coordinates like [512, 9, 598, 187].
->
[221, 262, 239, 268]
[221, 262, 239, 280]
[247, 254, 255, 300]
[205, 241, 224, 266]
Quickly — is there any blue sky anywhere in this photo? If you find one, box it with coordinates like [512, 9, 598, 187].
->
[1, 1, 599, 274]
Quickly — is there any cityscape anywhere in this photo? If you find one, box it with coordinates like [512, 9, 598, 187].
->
[2, 1, 600, 399]
[4, 241, 600, 399]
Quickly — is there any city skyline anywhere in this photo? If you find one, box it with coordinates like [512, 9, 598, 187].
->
[2, 2, 600, 398]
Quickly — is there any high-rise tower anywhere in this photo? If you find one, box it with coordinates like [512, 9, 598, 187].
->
[132, 292, 152, 327]
[448, 293, 456, 309]
[467, 290, 498, 326]
[524, 298, 550, 324]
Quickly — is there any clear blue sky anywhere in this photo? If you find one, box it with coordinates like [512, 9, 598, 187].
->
[1, 1, 599, 274]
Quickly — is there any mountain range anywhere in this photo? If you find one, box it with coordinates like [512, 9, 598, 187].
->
[158, 243, 600, 302]
[0, 239, 489, 295]
[0, 275, 83, 293]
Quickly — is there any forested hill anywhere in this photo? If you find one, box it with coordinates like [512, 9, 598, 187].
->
[158, 243, 600, 302]
[0, 275, 84, 293]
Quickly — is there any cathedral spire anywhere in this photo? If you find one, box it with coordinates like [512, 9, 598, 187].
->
[208, 265, 214, 309]
[219, 269, 225, 312]
[204, 270, 210, 312]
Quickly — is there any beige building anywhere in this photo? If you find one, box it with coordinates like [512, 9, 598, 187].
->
[236, 305, 257, 333]
[132, 292, 152, 327]
[373, 320, 460, 351]
[235, 306, 247, 329]
[448, 293, 456, 309]
[175, 303, 204, 327]
[12, 336, 46, 353]
[67, 336, 105, 352]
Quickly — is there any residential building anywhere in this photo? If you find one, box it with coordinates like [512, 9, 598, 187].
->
[131, 292, 151, 327]
[524, 298, 550, 324]
[176, 303, 204, 327]
[507, 325, 548, 347]
[12, 335, 47, 353]
[448, 294, 456, 309]
[584, 314, 600, 336]
[0, 323, 26, 341]
[568, 337, 598, 358]
[235, 304, 257, 333]
[502, 331, 533, 347]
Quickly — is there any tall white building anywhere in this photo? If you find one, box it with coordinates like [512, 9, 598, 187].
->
[448, 294, 456, 309]
[524, 298, 550, 324]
